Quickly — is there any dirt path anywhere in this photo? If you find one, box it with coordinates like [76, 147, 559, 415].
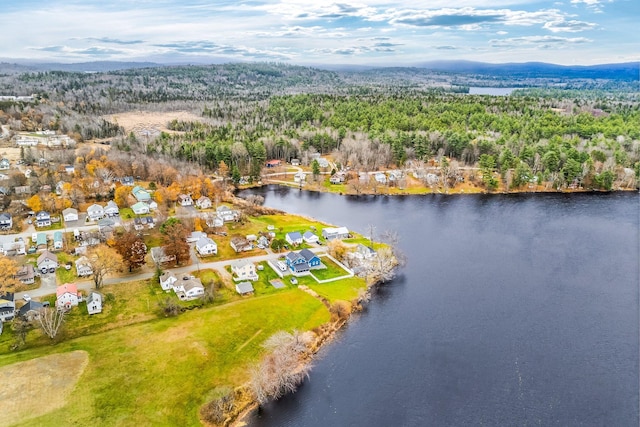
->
[0, 350, 89, 426]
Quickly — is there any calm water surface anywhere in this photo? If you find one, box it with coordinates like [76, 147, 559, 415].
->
[241, 188, 639, 427]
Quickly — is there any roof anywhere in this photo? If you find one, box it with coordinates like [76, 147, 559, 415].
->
[131, 201, 149, 211]
[196, 236, 216, 249]
[217, 205, 232, 212]
[236, 281, 254, 294]
[303, 231, 316, 239]
[231, 259, 254, 270]
[285, 251, 302, 262]
[197, 196, 210, 202]
[98, 218, 115, 227]
[19, 300, 43, 317]
[37, 250, 57, 264]
[53, 231, 63, 241]
[57, 283, 78, 297]
[287, 231, 303, 241]
[0, 212, 11, 220]
[160, 271, 176, 283]
[62, 207, 78, 215]
[87, 203, 103, 212]
[323, 226, 349, 235]
[105, 200, 119, 209]
[87, 291, 102, 304]
[36, 233, 47, 245]
[299, 249, 318, 262]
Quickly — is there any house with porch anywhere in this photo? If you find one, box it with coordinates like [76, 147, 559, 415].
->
[172, 275, 205, 301]
[0, 212, 12, 229]
[216, 205, 238, 222]
[230, 236, 252, 253]
[285, 249, 322, 273]
[35, 211, 51, 227]
[0, 293, 16, 322]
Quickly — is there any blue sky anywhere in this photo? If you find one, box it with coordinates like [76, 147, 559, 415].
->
[3, 0, 638, 65]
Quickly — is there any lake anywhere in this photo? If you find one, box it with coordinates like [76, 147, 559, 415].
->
[468, 87, 518, 95]
[240, 187, 639, 427]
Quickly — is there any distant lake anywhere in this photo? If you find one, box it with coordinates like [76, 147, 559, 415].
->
[241, 188, 639, 427]
[469, 87, 518, 95]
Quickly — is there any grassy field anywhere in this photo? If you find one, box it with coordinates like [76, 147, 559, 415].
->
[296, 275, 366, 303]
[0, 289, 329, 426]
[310, 257, 350, 281]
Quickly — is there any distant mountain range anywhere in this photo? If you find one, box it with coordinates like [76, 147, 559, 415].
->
[0, 59, 637, 81]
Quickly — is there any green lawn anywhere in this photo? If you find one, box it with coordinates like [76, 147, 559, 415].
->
[1, 289, 329, 427]
[119, 207, 135, 219]
[298, 275, 366, 302]
[310, 257, 350, 281]
[55, 252, 77, 284]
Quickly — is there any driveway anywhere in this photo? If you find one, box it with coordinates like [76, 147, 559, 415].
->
[39, 272, 57, 290]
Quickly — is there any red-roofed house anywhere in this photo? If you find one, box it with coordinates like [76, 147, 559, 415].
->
[56, 283, 81, 311]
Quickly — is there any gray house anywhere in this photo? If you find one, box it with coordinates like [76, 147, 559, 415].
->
[0, 212, 12, 229]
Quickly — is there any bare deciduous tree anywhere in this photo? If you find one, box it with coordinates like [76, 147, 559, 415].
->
[35, 307, 65, 339]
[250, 330, 313, 405]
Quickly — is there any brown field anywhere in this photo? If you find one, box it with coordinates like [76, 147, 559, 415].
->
[103, 111, 204, 138]
[0, 146, 22, 162]
[0, 350, 88, 426]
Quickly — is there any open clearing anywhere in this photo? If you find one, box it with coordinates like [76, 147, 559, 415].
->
[0, 350, 88, 427]
[103, 111, 204, 138]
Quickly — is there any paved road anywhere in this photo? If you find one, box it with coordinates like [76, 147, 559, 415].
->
[23, 246, 328, 300]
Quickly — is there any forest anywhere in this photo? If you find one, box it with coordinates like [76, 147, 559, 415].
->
[0, 62, 638, 192]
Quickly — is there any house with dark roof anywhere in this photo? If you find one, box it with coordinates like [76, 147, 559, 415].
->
[19, 300, 43, 321]
[0, 292, 16, 322]
[35, 211, 51, 227]
[230, 236, 252, 253]
[285, 249, 321, 273]
[0, 212, 12, 229]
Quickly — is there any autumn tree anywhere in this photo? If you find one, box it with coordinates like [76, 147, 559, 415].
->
[161, 219, 190, 266]
[113, 230, 147, 272]
[0, 258, 20, 294]
[87, 245, 123, 289]
[114, 185, 130, 208]
[26, 194, 43, 212]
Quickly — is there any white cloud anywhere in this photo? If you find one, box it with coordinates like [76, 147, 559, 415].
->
[543, 19, 597, 32]
[490, 35, 592, 48]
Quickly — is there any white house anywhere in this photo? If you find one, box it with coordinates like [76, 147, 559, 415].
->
[186, 231, 207, 243]
[195, 236, 217, 256]
[196, 196, 212, 209]
[75, 256, 93, 277]
[147, 200, 158, 211]
[159, 271, 178, 291]
[87, 204, 105, 221]
[131, 202, 150, 215]
[286, 232, 303, 246]
[0, 213, 12, 230]
[86, 292, 103, 315]
[303, 231, 319, 244]
[172, 275, 205, 301]
[231, 259, 258, 281]
[206, 214, 224, 228]
[37, 250, 58, 274]
[353, 244, 377, 260]
[0, 293, 16, 322]
[104, 200, 119, 217]
[178, 194, 193, 206]
[322, 226, 350, 240]
[62, 207, 79, 222]
[56, 283, 81, 311]
[294, 172, 306, 183]
[216, 205, 237, 222]
[35, 211, 51, 228]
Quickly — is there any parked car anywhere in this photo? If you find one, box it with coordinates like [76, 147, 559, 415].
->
[27, 246, 37, 254]
[290, 277, 298, 285]
[22, 294, 31, 302]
